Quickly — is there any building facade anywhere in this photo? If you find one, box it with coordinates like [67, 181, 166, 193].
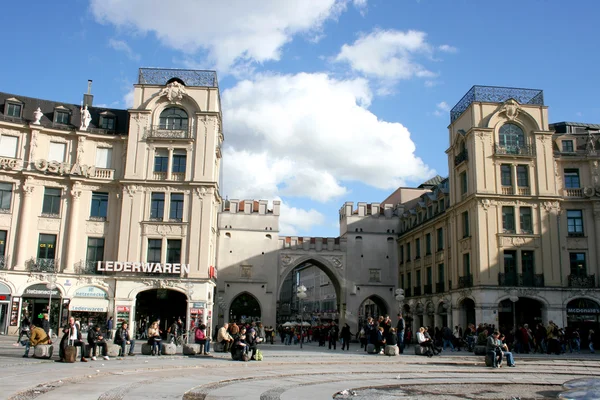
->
[397, 86, 600, 335]
[0, 68, 221, 336]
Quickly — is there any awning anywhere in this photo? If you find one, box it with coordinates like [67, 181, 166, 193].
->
[68, 298, 109, 313]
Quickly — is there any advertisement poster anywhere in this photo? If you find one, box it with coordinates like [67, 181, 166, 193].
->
[117, 305, 130, 325]
[10, 298, 19, 326]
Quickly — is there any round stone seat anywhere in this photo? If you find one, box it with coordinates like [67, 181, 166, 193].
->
[414, 346, 428, 356]
[384, 345, 399, 356]
[213, 342, 225, 352]
[162, 343, 177, 355]
[107, 344, 121, 357]
[33, 344, 54, 359]
[485, 352, 495, 367]
[141, 343, 153, 355]
[183, 344, 201, 355]
[473, 345, 487, 356]
[366, 343, 377, 354]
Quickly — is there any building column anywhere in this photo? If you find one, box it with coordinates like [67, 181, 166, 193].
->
[511, 163, 518, 194]
[593, 203, 600, 278]
[64, 183, 82, 273]
[166, 147, 174, 180]
[14, 179, 35, 270]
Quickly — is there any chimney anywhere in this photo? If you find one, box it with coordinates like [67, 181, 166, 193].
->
[83, 79, 93, 107]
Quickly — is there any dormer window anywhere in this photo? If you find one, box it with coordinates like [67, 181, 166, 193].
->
[562, 140, 574, 153]
[99, 115, 116, 131]
[159, 107, 188, 130]
[5, 102, 22, 118]
[54, 110, 70, 125]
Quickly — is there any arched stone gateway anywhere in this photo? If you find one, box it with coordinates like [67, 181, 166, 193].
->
[457, 298, 476, 329]
[357, 295, 389, 328]
[229, 292, 261, 323]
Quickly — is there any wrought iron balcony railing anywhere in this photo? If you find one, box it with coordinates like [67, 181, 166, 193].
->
[27, 258, 59, 273]
[458, 274, 473, 288]
[498, 272, 519, 287]
[520, 273, 544, 287]
[436, 282, 445, 293]
[494, 144, 536, 156]
[76, 260, 103, 275]
[413, 286, 422, 296]
[568, 274, 596, 288]
[145, 125, 193, 140]
[424, 284, 432, 295]
[454, 149, 468, 166]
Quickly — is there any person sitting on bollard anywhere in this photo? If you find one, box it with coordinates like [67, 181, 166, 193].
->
[417, 327, 435, 358]
[217, 323, 233, 352]
[232, 327, 249, 360]
[375, 326, 386, 354]
[87, 325, 109, 360]
[486, 331, 503, 368]
[247, 328, 260, 360]
[114, 322, 136, 356]
[147, 321, 162, 356]
[498, 334, 516, 367]
[60, 316, 87, 362]
[24, 319, 50, 358]
[194, 323, 210, 355]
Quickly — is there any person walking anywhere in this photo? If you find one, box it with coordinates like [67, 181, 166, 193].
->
[396, 314, 405, 354]
[328, 322, 339, 350]
[340, 323, 352, 351]
[106, 317, 114, 340]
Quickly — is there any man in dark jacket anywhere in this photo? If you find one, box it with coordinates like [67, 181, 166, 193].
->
[59, 316, 87, 362]
[87, 325, 109, 360]
[396, 314, 405, 354]
[328, 322, 339, 350]
[114, 322, 136, 356]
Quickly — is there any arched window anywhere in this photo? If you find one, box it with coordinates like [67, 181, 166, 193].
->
[159, 107, 188, 130]
[498, 123, 525, 152]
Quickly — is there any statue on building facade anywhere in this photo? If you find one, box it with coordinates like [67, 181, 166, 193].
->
[80, 105, 92, 131]
[32, 107, 44, 125]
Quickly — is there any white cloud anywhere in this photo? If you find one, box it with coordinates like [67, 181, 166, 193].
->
[279, 203, 326, 236]
[221, 72, 433, 207]
[433, 100, 450, 117]
[91, 0, 358, 72]
[424, 80, 440, 87]
[108, 39, 140, 61]
[438, 44, 458, 53]
[123, 88, 135, 108]
[335, 29, 436, 80]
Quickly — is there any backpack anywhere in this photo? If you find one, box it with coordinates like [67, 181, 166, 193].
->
[255, 349, 263, 361]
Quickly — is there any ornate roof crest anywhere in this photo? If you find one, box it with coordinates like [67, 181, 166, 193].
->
[159, 81, 187, 102]
[501, 99, 521, 120]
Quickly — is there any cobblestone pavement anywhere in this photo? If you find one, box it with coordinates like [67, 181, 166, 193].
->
[1, 336, 599, 400]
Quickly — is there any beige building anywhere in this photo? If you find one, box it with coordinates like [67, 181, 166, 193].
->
[0, 68, 222, 336]
[397, 86, 600, 335]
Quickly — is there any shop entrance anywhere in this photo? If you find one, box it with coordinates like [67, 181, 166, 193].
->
[498, 297, 543, 331]
[21, 283, 63, 335]
[135, 289, 187, 337]
[567, 298, 600, 347]
[0, 282, 10, 334]
[229, 292, 261, 324]
[458, 298, 476, 328]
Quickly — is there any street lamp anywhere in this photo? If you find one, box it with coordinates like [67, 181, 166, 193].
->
[296, 285, 307, 349]
[509, 290, 519, 332]
[395, 289, 405, 312]
[46, 275, 57, 337]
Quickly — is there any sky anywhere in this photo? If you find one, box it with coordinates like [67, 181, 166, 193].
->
[2, 0, 599, 237]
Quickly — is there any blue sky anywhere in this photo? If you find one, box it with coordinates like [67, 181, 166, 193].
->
[2, 0, 599, 237]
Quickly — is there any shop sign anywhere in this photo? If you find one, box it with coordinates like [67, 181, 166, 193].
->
[0, 157, 20, 170]
[117, 306, 131, 312]
[23, 284, 60, 298]
[190, 308, 204, 315]
[74, 286, 108, 298]
[193, 302, 206, 308]
[33, 159, 96, 178]
[567, 307, 600, 315]
[10, 297, 20, 326]
[0, 295, 9, 301]
[97, 261, 190, 274]
[71, 305, 106, 312]
[567, 298, 600, 314]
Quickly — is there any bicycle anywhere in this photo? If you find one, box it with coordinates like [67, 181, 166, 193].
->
[174, 329, 194, 346]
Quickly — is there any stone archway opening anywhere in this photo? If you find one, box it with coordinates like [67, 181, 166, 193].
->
[498, 297, 543, 331]
[229, 292, 261, 324]
[357, 295, 388, 328]
[277, 259, 342, 326]
[458, 298, 476, 329]
[135, 289, 187, 336]
[566, 298, 600, 348]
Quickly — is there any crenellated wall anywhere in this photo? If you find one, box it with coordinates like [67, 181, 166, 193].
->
[339, 201, 402, 236]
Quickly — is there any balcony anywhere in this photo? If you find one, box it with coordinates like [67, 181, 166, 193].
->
[76, 260, 102, 275]
[568, 274, 596, 288]
[27, 258, 59, 273]
[517, 187, 531, 196]
[501, 186, 514, 195]
[499, 272, 545, 287]
[145, 125, 193, 140]
[454, 149, 468, 166]
[563, 188, 584, 198]
[413, 286, 422, 296]
[458, 274, 473, 288]
[436, 282, 445, 293]
[152, 171, 187, 181]
[93, 168, 115, 180]
[424, 284, 432, 295]
[498, 272, 518, 286]
[494, 144, 536, 157]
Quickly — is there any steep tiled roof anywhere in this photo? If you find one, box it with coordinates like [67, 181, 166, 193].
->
[418, 175, 444, 188]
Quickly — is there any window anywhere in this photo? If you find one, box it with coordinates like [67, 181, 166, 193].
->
[501, 164, 512, 186]
[460, 172, 468, 195]
[38, 234, 56, 259]
[399, 245, 404, 264]
[569, 253, 586, 276]
[516, 165, 529, 187]
[154, 150, 168, 172]
[42, 188, 61, 216]
[407, 272, 412, 288]
[0, 135, 18, 158]
[0, 183, 12, 211]
[95, 148, 113, 169]
[425, 233, 431, 255]
[503, 250, 517, 283]
[172, 150, 186, 173]
[0, 230, 6, 259]
[437, 263, 444, 284]
[6, 103, 22, 118]
[400, 274, 404, 289]
[415, 238, 421, 259]
[167, 239, 182, 264]
[159, 107, 188, 130]
[147, 239, 162, 263]
[462, 211, 469, 237]
[427, 205, 433, 218]
[463, 253, 471, 276]
[406, 243, 411, 261]
[416, 269, 422, 287]
[562, 140, 574, 152]
[369, 269, 381, 282]
[502, 206, 515, 233]
[436, 227, 443, 251]
[499, 123, 525, 151]
[438, 199, 445, 212]
[99, 116, 116, 130]
[54, 111, 69, 124]
[567, 210, 584, 236]
[522, 251, 534, 282]
[150, 193, 165, 220]
[48, 142, 66, 162]
[86, 238, 105, 263]
[169, 193, 184, 221]
[90, 192, 109, 219]
[520, 207, 532, 234]
[564, 169, 580, 188]
[426, 267, 432, 285]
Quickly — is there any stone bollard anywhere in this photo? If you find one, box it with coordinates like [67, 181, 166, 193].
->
[414, 346, 428, 356]
[183, 344, 200, 355]
[366, 343, 377, 354]
[485, 352, 495, 367]
[213, 342, 225, 352]
[162, 343, 176, 355]
[107, 344, 121, 357]
[141, 343, 153, 355]
[384, 345, 399, 356]
[473, 345, 487, 356]
[33, 344, 54, 359]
